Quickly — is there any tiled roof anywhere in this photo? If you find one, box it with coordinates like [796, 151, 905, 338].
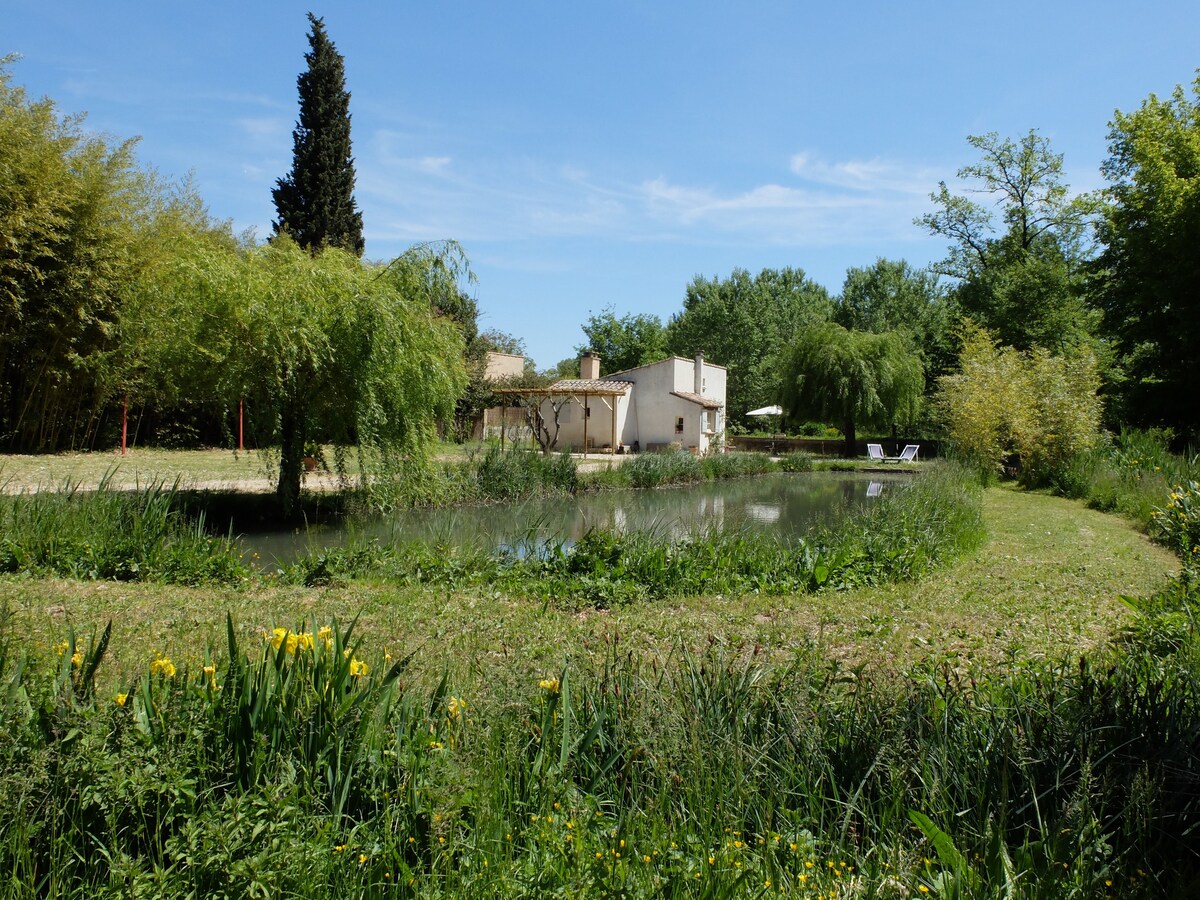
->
[548, 379, 633, 393]
[671, 390, 722, 409]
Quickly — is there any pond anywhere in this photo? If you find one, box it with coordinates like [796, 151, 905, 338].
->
[243, 472, 909, 567]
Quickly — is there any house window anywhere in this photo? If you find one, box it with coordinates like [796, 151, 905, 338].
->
[675, 416, 684, 434]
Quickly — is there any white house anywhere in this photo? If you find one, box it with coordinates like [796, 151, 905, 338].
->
[546, 353, 727, 454]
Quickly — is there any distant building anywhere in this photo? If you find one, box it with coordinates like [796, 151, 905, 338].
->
[545, 352, 726, 454]
[483, 351, 524, 382]
[475, 351, 527, 441]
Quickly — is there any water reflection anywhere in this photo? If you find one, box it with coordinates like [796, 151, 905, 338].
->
[244, 472, 905, 566]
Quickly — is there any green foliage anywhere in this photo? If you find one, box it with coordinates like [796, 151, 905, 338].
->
[919, 130, 1099, 353]
[0, 479, 247, 584]
[937, 323, 1103, 484]
[4, 573, 1199, 897]
[1098, 75, 1200, 437]
[835, 257, 956, 379]
[622, 449, 703, 489]
[779, 321, 924, 456]
[778, 450, 816, 472]
[0, 58, 211, 452]
[122, 236, 469, 516]
[666, 267, 833, 427]
[576, 305, 668, 374]
[1151, 481, 1200, 574]
[1053, 429, 1200, 531]
[271, 13, 364, 255]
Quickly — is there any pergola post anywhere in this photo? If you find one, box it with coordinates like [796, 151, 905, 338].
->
[582, 392, 589, 458]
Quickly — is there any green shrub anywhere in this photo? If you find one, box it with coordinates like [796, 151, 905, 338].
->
[778, 450, 815, 472]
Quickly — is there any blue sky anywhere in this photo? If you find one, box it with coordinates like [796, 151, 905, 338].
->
[6, 1, 1196, 369]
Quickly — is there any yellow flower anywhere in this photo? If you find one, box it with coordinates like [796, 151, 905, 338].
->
[150, 656, 176, 678]
[56, 641, 69, 657]
[359, 853, 368, 864]
[447, 696, 465, 720]
[70, 650, 84, 668]
[268, 627, 288, 650]
[539, 677, 560, 694]
[349, 658, 369, 677]
[318, 625, 333, 648]
[114, 693, 128, 707]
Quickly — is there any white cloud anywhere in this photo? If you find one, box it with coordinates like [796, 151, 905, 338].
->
[789, 151, 940, 196]
[354, 140, 946, 256]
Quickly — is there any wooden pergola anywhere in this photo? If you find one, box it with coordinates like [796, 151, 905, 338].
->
[494, 381, 631, 457]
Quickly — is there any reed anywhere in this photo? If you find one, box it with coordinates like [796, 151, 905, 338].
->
[0, 477, 247, 585]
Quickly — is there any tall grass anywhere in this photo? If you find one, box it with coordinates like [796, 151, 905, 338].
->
[0, 477, 247, 584]
[2, 588, 1197, 898]
[1053, 429, 1200, 532]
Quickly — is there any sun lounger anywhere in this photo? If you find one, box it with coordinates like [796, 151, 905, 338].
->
[869, 443, 920, 463]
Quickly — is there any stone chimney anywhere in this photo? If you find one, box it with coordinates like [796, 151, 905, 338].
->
[580, 352, 601, 380]
[694, 352, 704, 394]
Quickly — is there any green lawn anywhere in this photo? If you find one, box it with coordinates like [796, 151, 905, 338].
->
[1, 485, 1175, 691]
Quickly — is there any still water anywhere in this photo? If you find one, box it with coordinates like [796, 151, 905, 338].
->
[244, 472, 906, 566]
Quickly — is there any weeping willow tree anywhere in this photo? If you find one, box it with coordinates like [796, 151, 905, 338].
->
[779, 321, 924, 456]
[120, 235, 468, 515]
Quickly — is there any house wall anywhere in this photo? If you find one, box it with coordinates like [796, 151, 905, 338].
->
[604, 356, 727, 453]
[534, 355, 728, 454]
[553, 393, 627, 451]
[483, 352, 524, 381]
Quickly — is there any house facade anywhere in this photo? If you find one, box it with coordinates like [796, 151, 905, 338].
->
[548, 353, 727, 454]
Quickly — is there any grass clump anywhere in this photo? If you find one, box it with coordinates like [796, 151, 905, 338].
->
[778, 449, 815, 472]
[1052, 429, 1200, 531]
[622, 449, 703, 488]
[0, 478, 247, 585]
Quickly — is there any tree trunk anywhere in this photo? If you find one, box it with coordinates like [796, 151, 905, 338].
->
[276, 399, 306, 520]
[842, 416, 857, 458]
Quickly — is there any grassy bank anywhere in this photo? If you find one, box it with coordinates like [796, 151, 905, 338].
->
[0, 557, 1194, 898]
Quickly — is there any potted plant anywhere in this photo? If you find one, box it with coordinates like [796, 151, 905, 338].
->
[302, 440, 322, 473]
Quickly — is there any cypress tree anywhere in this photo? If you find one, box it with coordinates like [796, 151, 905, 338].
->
[272, 12, 364, 255]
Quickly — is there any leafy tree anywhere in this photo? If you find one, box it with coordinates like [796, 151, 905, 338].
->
[0, 58, 208, 451]
[835, 258, 956, 380]
[1096, 75, 1200, 436]
[919, 131, 1098, 352]
[576, 306, 668, 374]
[778, 322, 924, 456]
[936, 323, 1102, 483]
[666, 268, 833, 427]
[478, 329, 526, 357]
[272, 13, 364, 255]
[122, 236, 467, 515]
[545, 358, 581, 379]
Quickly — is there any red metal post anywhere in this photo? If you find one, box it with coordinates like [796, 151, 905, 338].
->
[238, 399, 244, 451]
[121, 396, 128, 456]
